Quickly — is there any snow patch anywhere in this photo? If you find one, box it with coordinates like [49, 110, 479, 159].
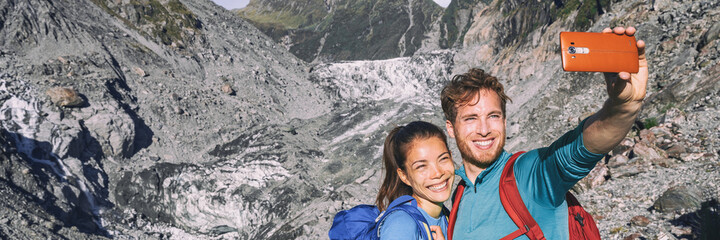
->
[312, 51, 453, 105]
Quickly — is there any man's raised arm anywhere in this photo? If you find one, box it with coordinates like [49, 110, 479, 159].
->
[583, 26, 649, 154]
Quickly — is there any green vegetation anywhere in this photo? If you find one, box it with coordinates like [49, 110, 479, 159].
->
[131, 0, 201, 45]
[440, 0, 476, 48]
[643, 117, 659, 129]
[89, 0, 140, 32]
[550, 0, 611, 31]
[610, 226, 626, 234]
[552, 0, 581, 20]
[660, 103, 676, 114]
[237, 0, 327, 32]
[239, 10, 309, 30]
[89, 0, 201, 46]
[700, 60, 712, 68]
[237, 0, 442, 61]
[440, 1, 459, 48]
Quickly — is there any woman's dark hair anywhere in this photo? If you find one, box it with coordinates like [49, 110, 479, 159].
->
[375, 121, 450, 212]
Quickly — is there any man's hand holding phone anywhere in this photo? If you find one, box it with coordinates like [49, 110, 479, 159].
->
[578, 26, 650, 155]
[601, 26, 648, 105]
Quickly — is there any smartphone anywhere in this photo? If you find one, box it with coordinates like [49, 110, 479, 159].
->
[560, 32, 639, 73]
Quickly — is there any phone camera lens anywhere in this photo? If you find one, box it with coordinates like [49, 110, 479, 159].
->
[568, 46, 576, 54]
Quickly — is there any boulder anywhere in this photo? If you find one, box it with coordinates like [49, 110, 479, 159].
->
[650, 126, 674, 141]
[639, 129, 657, 145]
[665, 144, 687, 159]
[661, 108, 686, 127]
[631, 141, 668, 162]
[611, 138, 635, 156]
[630, 215, 651, 227]
[84, 109, 136, 158]
[46, 87, 84, 107]
[679, 152, 704, 162]
[653, 185, 703, 213]
[652, 157, 676, 168]
[608, 154, 630, 168]
[623, 233, 644, 240]
[221, 83, 235, 95]
[133, 67, 148, 77]
[698, 21, 720, 50]
[610, 163, 650, 178]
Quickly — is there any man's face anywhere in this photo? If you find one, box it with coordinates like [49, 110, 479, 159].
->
[446, 89, 506, 169]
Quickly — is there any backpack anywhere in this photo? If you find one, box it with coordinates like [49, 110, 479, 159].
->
[329, 195, 439, 240]
[447, 152, 601, 240]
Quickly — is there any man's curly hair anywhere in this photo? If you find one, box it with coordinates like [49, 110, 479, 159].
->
[441, 68, 512, 122]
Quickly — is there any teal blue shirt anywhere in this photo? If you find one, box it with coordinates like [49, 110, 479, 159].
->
[379, 203, 448, 239]
[452, 123, 603, 239]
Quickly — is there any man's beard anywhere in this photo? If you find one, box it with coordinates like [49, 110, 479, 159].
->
[457, 138, 505, 170]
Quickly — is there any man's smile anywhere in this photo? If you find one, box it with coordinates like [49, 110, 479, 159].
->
[472, 139, 494, 149]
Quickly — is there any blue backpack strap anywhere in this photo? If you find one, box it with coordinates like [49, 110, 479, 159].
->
[376, 195, 434, 240]
[386, 195, 415, 209]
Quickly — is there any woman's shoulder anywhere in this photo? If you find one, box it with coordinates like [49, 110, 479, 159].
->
[382, 209, 418, 223]
[378, 209, 420, 239]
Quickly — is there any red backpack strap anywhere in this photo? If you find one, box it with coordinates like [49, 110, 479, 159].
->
[447, 180, 465, 240]
[498, 151, 547, 240]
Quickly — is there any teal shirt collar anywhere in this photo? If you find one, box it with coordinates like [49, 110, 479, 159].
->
[454, 150, 511, 191]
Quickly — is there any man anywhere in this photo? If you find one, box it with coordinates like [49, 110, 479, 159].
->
[442, 27, 647, 239]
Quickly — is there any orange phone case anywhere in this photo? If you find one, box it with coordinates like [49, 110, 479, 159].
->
[560, 32, 639, 73]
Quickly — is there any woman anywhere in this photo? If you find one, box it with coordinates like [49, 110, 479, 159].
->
[376, 121, 455, 240]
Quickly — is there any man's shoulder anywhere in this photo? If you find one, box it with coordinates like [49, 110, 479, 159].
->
[512, 149, 545, 165]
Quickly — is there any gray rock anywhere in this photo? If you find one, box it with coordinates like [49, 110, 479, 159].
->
[656, 230, 679, 240]
[653, 185, 703, 213]
[43, 220, 59, 231]
[84, 109, 135, 158]
[612, 138, 635, 156]
[666, 144, 687, 159]
[209, 225, 237, 235]
[652, 158, 676, 168]
[662, 108, 686, 127]
[608, 154, 630, 168]
[623, 232, 644, 240]
[610, 163, 649, 178]
[679, 152, 704, 162]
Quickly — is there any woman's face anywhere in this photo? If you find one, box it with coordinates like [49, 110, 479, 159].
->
[398, 137, 455, 206]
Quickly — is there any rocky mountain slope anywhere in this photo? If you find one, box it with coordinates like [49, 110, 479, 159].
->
[0, 0, 718, 239]
[236, 0, 443, 62]
[0, 0, 331, 238]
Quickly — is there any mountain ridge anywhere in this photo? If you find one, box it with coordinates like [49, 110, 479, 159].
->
[237, 0, 444, 62]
